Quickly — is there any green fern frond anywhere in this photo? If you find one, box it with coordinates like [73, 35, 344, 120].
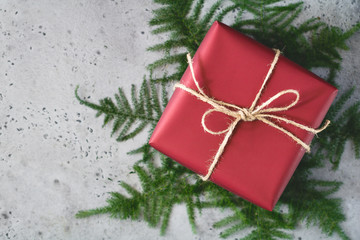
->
[76, 154, 200, 235]
[148, 0, 233, 81]
[185, 196, 197, 233]
[75, 78, 166, 142]
[317, 88, 360, 168]
[280, 153, 349, 240]
[213, 203, 293, 239]
[229, 1, 360, 81]
[76, 191, 142, 220]
[148, 0, 360, 86]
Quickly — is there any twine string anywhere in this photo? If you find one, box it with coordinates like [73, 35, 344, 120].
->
[174, 50, 330, 181]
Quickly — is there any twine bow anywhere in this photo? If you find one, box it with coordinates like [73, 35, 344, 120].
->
[174, 49, 330, 181]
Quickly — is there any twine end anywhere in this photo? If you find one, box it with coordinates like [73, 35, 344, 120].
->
[272, 48, 282, 55]
[186, 53, 192, 64]
[316, 120, 331, 133]
[199, 174, 209, 181]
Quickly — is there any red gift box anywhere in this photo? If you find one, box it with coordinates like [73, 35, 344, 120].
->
[149, 21, 337, 210]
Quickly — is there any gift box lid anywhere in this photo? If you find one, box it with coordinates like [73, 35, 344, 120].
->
[149, 21, 337, 210]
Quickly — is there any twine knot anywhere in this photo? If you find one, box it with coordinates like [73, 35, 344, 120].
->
[238, 108, 256, 121]
[174, 50, 330, 181]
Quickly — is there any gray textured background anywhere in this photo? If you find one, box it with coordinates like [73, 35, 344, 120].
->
[0, 0, 359, 239]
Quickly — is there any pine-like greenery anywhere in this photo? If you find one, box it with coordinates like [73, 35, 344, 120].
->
[75, 78, 167, 142]
[75, 1, 360, 239]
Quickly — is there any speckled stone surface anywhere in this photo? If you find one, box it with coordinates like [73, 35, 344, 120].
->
[0, 0, 359, 239]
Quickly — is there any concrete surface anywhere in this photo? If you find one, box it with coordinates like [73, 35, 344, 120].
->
[0, 0, 359, 239]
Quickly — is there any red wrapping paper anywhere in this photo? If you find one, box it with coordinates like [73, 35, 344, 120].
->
[149, 21, 337, 211]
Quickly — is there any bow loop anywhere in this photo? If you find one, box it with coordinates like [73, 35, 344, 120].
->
[201, 108, 235, 135]
[253, 89, 300, 115]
